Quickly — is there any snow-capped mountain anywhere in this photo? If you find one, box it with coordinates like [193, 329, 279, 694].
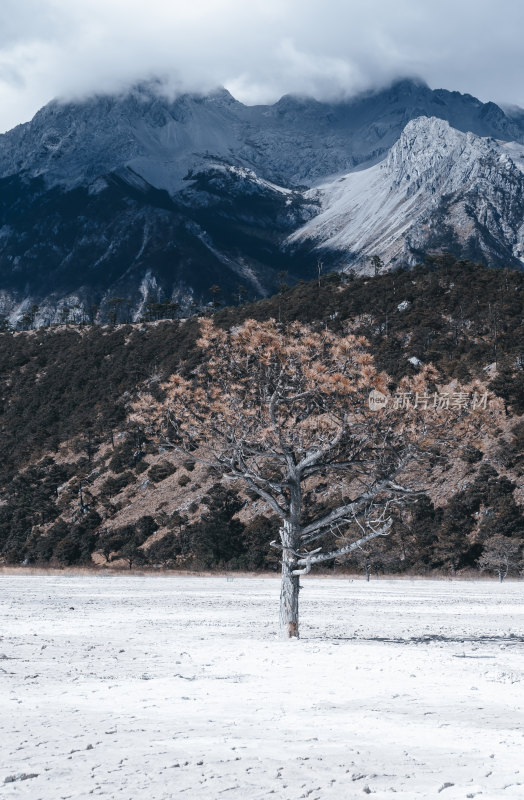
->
[1, 78, 524, 324]
[289, 117, 524, 269]
[1, 78, 522, 192]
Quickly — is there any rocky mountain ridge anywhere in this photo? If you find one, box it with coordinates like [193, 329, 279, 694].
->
[3, 78, 522, 191]
[290, 117, 524, 268]
[1, 79, 524, 325]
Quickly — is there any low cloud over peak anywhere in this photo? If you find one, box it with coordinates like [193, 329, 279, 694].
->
[1, 0, 524, 132]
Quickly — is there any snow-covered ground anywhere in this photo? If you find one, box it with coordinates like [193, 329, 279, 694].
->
[0, 575, 523, 799]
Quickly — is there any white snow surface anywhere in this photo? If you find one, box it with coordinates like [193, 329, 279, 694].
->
[0, 575, 523, 799]
[289, 117, 524, 266]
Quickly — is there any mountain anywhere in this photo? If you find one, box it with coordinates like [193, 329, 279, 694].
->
[1, 78, 524, 324]
[2, 78, 522, 190]
[289, 117, 524, 269]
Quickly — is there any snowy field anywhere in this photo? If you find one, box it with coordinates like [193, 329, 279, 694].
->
[0, 575, 523, 800]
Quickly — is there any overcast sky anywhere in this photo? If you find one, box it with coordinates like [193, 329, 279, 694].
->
[1, 0, 524, 132]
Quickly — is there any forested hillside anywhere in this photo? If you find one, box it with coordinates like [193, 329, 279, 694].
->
[1, 258, 522, 575]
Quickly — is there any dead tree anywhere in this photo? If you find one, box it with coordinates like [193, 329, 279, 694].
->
[133, 318, 483, 638]
[478, 535, 521, 582]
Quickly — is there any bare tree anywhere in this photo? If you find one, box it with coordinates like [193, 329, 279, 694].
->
[341, 532, 396, 580]
[133, 318, 483, 638]
[350, 542, 375, 581]
[478, 535, 521, 582]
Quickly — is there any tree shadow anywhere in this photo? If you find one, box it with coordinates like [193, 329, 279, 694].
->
[307, 634, 524, 645]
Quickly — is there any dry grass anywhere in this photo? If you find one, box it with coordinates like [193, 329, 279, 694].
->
[1, 564, 519, 582]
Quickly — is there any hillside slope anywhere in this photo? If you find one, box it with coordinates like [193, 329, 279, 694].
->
[1, 260, 522, 574]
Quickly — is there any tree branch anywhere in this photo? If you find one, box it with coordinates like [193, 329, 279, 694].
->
[223, 465, 288, 518]
[300, 479, 390, 539]
[296, 519, 392, 567]
[296, 414, 347, 473]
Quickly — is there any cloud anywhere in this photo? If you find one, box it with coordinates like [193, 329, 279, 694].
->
[1, 0, 524, 132]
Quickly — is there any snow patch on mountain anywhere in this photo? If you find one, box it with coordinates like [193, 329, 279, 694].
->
[289, 117, 524, 268]
[500, 140, 524, 175]
[133, 270, 160, 321]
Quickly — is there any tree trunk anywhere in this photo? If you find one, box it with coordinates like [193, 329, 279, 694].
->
[279, 521, 300, 639]
[280, 555, 300, 638]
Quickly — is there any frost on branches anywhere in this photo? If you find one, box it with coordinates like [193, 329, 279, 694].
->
[133, 318, 494, 638]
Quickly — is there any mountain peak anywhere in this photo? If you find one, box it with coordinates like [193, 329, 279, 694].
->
[290, 114, 524, 270]
[381, 76, 430, 94]
[393, 114, 471, 147]
[386, 116, 495, 186]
